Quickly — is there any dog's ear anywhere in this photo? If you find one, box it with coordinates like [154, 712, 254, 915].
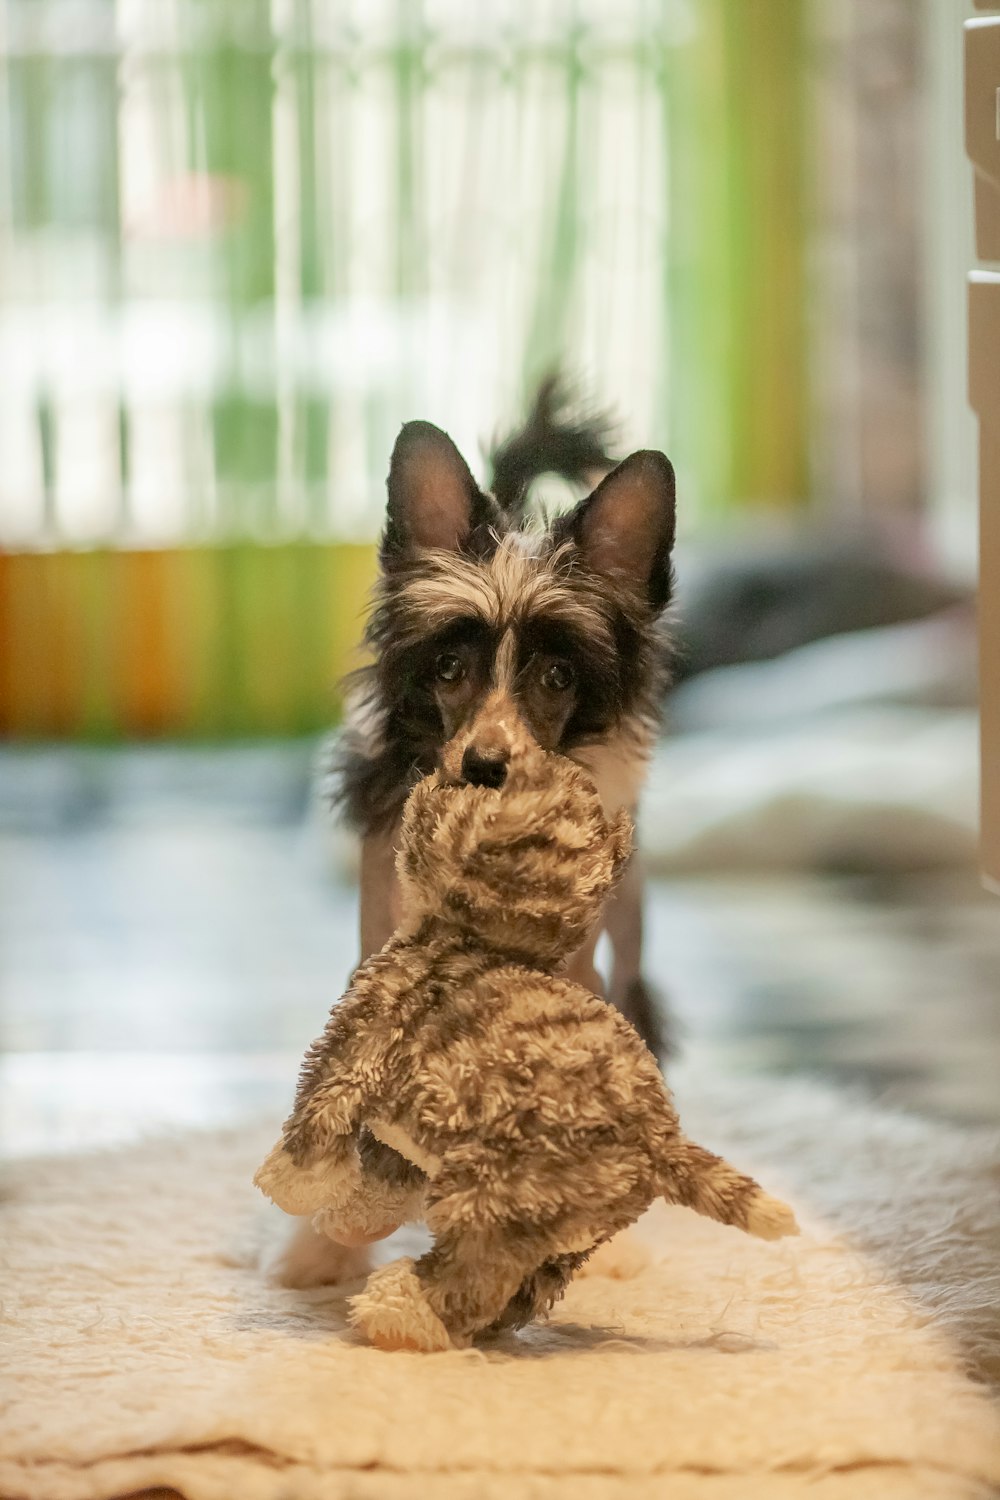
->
[558, 450, 676, 611]
[384, 421, 496, 560]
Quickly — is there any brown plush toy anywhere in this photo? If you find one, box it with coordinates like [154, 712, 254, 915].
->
[255, 749, 797, 1351]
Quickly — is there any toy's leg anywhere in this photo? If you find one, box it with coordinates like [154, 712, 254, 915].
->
[489, 1249, 591, 1333]
[308, 1129, 426, 1247]
[417, 1230, 549, 1346]
[315, 1127, 426, 1246]
[347, 1257, 454, 1352]
[312, 1205, 403, 1247]
[349, 1229, 544, 1352]
[575, 1230, 652, 1281]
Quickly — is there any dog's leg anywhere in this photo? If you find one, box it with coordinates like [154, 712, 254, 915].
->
[264, 1216, 374, 1289]
[359, 825, 403, 960]
[576, 1230, 651, 1280]
[604, 850, 670, 1058]
[565, 927, 604, 998]
[563, 855, 668, 1058]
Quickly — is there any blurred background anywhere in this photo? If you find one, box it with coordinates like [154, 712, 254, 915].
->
[0, 0, 994, 1155]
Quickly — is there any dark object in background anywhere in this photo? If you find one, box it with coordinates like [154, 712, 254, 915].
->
[487, 373, 618, 521]
[671, 533, 971, 682]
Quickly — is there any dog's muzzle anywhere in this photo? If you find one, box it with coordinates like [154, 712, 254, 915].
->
[460, 746, 509, 789]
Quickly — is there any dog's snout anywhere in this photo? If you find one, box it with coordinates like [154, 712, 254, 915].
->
[460, 746, 509, 789]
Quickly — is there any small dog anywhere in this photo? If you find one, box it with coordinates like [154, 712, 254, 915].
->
[270, 380, 677, 1290]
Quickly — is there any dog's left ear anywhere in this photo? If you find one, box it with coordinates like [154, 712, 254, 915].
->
[383, 421, 496, 561]
[557, 450, 675, 611]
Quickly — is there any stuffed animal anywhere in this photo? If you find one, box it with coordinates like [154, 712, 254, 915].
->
[255, 749, 798, 1351]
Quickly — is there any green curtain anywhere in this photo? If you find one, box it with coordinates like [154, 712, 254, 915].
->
[665, 0, 809, 516]
[0, 0, 810, 737]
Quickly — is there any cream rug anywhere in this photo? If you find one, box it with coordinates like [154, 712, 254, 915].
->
[2, 1066, 1000, 1500]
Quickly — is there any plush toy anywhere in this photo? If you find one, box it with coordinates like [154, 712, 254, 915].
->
[255, 749, 798, 1351]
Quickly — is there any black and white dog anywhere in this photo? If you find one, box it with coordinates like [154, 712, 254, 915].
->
[273, 381, 677, 1288]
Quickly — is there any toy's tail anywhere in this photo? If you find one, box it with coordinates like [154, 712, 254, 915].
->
[658, 1138, 799, 1241]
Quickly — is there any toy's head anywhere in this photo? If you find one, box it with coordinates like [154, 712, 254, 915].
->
[396, 748, 633, 966]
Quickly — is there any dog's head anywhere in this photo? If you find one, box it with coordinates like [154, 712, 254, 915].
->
[396, 746, 634, 964]
[366, 420, 676, 800]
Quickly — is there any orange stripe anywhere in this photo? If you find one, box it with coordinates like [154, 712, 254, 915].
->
[114, 551, 174, 738]
[0, 544, 379, 740]
[1, 553, 87, 736]
[0, 553, 11, 735]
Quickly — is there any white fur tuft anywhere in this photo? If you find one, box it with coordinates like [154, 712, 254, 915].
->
[348, 1257, 457, 1352]
[746, 1192, 800, 1242]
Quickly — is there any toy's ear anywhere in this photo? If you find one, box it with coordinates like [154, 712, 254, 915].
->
[396, 774, 442, 888]
[608, 809, 635, 878]
[383, 421, 498, 561]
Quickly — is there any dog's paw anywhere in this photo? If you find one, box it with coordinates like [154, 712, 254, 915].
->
[348, 1257, 457, 1352]
[264, 1216, 373, 1289]
[577, 1229, 651, 1281]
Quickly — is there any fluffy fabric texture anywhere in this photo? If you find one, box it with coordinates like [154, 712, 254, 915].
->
[3, 1065, 1000, 1499]
[256, 752, 795, 1348]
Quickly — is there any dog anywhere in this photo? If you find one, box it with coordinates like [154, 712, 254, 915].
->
[269, 380, 677, 1290]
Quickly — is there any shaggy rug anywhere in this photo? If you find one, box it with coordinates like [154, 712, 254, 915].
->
[2, 1066, 999, 1500]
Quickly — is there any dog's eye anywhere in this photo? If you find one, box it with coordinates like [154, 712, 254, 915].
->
[540, 659, 575, 692]
[434, 652, 465, 684]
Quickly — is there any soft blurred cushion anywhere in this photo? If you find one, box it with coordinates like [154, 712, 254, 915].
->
[641, 707, 977, 875]
[668, 609, 977, 733]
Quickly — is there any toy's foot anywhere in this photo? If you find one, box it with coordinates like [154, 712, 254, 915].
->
[324, 1222, 402, 1248]
[576, 1229, 651, 1281]
[265, 1217, 373, 1289]
[349, 1257, 458, 1352]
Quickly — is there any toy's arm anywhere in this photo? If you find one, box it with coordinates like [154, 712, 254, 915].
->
[291, 973, 399, 1141]
[254, 971, 398, 1216]
[254, 1134, 363, 1216]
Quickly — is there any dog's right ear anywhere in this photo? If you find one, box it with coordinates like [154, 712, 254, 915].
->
[555, 449, 676, 612]
[383, 421, 497, 562]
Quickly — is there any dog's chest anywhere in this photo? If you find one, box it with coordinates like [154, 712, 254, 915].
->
[571, 728, 652, 815]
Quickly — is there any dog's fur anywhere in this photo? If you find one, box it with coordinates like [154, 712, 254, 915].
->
[267, 382, 677, 1293]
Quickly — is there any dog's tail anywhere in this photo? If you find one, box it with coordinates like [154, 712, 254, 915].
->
[488, 372, 617, 521]
[658, 1137, 799, 1241]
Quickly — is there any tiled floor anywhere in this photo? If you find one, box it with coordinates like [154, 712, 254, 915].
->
[2, 745, 998, 1158]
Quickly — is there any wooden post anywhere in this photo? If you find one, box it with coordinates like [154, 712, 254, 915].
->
[965, 10, 1000, 886]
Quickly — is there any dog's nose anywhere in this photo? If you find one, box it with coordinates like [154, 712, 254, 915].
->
[460, 746, 509, 789]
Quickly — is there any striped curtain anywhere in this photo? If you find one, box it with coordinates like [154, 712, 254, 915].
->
[0, 0, 809, 737]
